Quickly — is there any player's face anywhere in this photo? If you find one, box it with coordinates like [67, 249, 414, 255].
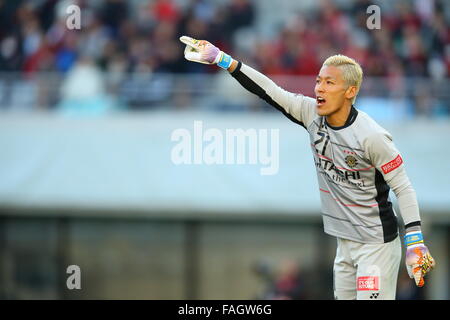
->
[314, 66, 349, 117]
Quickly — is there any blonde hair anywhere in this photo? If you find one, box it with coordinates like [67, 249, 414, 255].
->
[322, 54, 363, 104]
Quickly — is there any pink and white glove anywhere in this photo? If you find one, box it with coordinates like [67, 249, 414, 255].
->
[404, 230, 435, 287]
[179, 36, 233, 69]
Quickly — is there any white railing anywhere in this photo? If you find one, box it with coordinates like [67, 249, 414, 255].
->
[0, 72, 448, 116]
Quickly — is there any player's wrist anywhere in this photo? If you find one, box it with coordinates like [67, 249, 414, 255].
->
[404, 230, 424, 248]
[404, 221, 423, 247]
[215, 51, 234, 70]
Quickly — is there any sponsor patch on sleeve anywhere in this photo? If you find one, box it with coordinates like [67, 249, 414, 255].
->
[381, 154, 403, 174]
[357, 276, 379, 291]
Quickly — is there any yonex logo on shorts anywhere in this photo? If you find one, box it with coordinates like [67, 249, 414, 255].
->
[357, 276, 379, 291]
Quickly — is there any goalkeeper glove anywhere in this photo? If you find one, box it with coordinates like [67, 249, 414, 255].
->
[179, 36, 233, 70]
[404, 229, 435, 287]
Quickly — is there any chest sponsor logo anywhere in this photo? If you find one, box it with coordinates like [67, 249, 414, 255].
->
[315, 157, 367, 187]
[381, 154, 403, 174]
[357, 276, 379, 291]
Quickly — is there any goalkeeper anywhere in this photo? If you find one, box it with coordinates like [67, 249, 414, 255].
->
[179, 36, 435, 300]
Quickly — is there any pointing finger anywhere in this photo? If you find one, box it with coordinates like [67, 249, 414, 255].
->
[180, 36, 200, 48]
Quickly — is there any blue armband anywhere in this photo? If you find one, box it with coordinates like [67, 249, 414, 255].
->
[217, 52, 233, 69]
[404, 231, 424, 246]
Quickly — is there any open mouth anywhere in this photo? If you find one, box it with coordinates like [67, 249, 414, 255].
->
[316, 96, 326, 106]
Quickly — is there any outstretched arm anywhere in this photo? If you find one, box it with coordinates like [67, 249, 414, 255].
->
[179, 36, 316, 129]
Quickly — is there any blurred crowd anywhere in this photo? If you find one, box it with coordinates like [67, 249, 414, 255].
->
[0, 0, 254, 75]
[0, 0, 448, 113]
[0, 0, 447, 77]
[253, 0, 449, 80]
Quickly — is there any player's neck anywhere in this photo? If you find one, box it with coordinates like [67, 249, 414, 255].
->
[326, 103, 353, 128]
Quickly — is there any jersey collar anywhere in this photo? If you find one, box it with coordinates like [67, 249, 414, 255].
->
[325, 105, 358, 130]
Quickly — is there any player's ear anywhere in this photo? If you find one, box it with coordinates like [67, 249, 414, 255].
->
[345, 86, 357, 101]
